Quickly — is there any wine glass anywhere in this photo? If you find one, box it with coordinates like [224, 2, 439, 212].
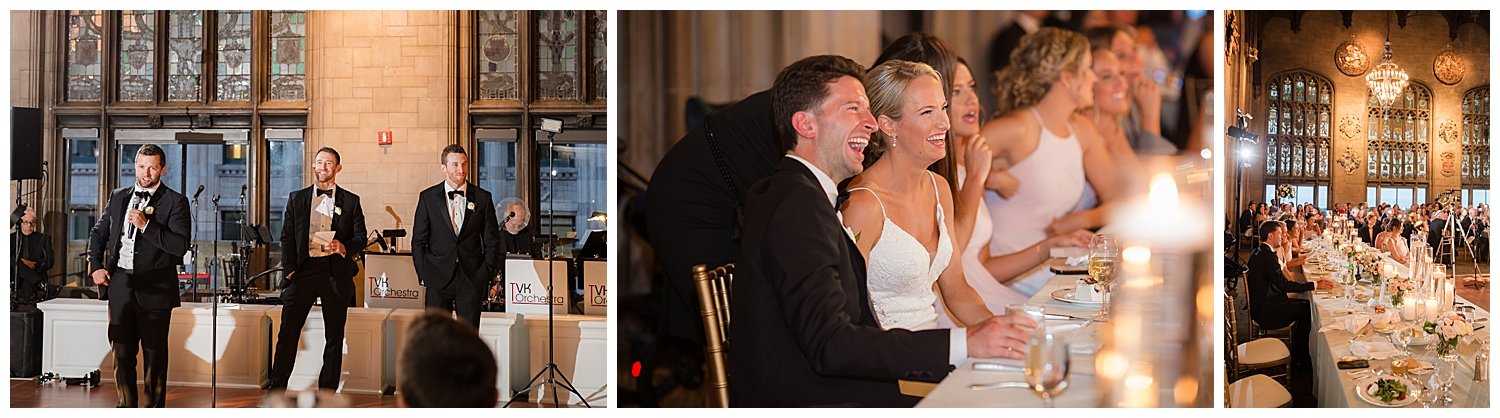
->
[1430, 363, 1457, 406]
[1391, 325, 1416, 357]
[1087, 234, 1119, 321]
[1024, 331, 1071, 408]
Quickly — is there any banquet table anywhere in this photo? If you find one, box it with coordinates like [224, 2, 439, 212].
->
[1301, 240, 1490, 408]
[918, 259, 1102, 407]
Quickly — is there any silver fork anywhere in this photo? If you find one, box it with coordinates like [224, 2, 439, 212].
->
[969, 381, 1031, 390]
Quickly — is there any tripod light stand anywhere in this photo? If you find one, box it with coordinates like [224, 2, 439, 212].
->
[504, 117, 591, 408]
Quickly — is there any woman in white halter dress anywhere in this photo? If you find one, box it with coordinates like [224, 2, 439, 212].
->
[977, 28, 1122, 296]
[842, 60, 993, 330]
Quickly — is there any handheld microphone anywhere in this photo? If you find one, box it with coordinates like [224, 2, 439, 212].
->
[192, 185, 205, 202]
[502, 211, 515, 224]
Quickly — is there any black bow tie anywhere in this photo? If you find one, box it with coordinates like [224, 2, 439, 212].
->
[316, 188, 333, 197]
[835, 187, 851, 209]
[134, 191, 151, 199]
[448, 190, 466, 200]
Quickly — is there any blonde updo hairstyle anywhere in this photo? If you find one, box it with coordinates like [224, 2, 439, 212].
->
[992, 27, 1091, 118]
[861, 60, 943, 167]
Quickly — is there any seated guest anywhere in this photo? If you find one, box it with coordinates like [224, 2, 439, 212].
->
[1359, 212, 1380, 245]
[11, 208, 53, 301]
[398, 311, 499, 407]
[1246, 220, 1333, 367]
[1377, 219, 1410, 265]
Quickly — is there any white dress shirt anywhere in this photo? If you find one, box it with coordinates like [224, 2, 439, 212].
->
[786, 154, 967, 366]
[444, 182, 467, 233]
[117, 184, 158, 270]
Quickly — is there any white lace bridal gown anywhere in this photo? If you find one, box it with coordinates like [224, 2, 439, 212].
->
[849, 172, 953, 331]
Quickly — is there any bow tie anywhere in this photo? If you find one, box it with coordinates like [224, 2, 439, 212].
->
[316, 188, 333, 197]
[835, 187, 851, 209]
[134, 191, 151, 199]
[448, 190, 466, 200]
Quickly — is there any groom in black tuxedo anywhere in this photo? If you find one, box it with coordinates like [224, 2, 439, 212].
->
[413, 144, 502, 328]
[731, 55, 1032, 407]
[87, 144, 191, 407]
[269, 146, 368, 391]
[1246, 220, 1332, 367]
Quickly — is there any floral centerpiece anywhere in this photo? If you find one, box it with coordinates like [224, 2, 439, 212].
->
[1385, 277, 1413, 307]
[1422, 313, 1474, 359]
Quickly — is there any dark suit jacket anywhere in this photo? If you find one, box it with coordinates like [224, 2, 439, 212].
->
[1359, 224, 1380, 245]
[1428, 218, 1448, 252]
[13, 231, 54, 287]
[730, 158, 950, 407]
[279, 185, 368, 283]
[412, 183, 502, 289]
[87, 185, 191, 308]
[645, 89, 780, 344]
[1246, 244, 1313, 329]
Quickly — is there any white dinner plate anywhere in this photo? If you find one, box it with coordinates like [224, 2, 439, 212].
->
[1353, 375, 1419, 407]
[1050, 288, 1102, 306]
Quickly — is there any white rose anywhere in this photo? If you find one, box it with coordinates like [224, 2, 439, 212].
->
[1455, 321, 1473, 336]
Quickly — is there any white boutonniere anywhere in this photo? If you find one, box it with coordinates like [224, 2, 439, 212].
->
[334, 206, 342, 216]
[144, 206, 155, 215]
[467, 202, 476, 211]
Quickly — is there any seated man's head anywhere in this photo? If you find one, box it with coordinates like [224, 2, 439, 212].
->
[772, 55, 875, 182]
[19, 209, 36, 235]
[1259, 220, 1285, 247]
[398, 311, 498, 407]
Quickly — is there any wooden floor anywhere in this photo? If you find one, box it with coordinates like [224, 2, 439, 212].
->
[8, 379, 587, 408]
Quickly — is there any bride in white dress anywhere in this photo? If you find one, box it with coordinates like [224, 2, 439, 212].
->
[841, 60, 993, 330]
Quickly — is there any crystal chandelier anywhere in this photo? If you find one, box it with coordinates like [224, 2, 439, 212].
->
[1366, 12, 1408, 107]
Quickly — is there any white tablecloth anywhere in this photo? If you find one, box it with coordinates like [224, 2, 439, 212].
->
[1302, 243, 1490, 408]
[919, 262, 1101, 407]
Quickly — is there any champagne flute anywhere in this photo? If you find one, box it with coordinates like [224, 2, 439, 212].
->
[1024, 332, 1071, 408]
[1087, 234, 1119, 321]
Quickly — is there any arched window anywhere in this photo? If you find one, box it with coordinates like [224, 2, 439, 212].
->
[1365, 81, 1431, 207]
[1462, 86, 1489, 205]
[1263, 70, 1332, 207]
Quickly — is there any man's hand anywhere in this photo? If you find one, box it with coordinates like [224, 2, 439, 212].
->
[324, 240, 347, 257]
[91, 269, 111, 286]
[966, 314, 1035, 360]
[127, 209, 148, 230]
[21, 259, 37, 270]
[1315, 279, 1335, 290]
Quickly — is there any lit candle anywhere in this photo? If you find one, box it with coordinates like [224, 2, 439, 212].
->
[1401, 299, 1417, 321]
[1423, 298, 1439, 321]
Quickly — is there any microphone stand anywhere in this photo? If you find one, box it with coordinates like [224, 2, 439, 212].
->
[210, 194, 222, 407]
[505, 128, 590, 408]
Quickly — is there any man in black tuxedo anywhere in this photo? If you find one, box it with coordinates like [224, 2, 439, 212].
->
[269, 147, 367, 391]
[1359, 212, 1380, 245]
[413, 144, 502, 328]
[87, 144, 191, 407]
[1246, 220, 1333, 367]
[730, 55, 1031, 407]
[12, 209, 53, 301]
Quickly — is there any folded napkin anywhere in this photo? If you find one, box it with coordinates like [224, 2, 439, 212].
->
[1051, 246, 1087, 260]
[1065, 256, 1088, 267]
[1320, 314, 1370, 334]
[1348, 340, 1399, 360]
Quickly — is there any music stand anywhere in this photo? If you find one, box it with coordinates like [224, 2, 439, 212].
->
[505, 118, 591, 408]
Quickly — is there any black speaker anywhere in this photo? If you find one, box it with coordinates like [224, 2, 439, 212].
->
[11, 304, 43, 378]
[12, 107, 44, 180]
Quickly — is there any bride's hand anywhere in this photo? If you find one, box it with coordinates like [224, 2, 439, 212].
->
[1045, 229, 1094, 251]
[965, 314, 1033, 360]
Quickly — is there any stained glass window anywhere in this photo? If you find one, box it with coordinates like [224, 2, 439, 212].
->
[66, 10, 104, 101]
[478, 11, 520, 101]
[592, 10, 606, 100]
[216, 11, 252, 101]
[118, 10, 156, 102]
[1264, 70, 1332, 187]
[1365, 81, 1430, 184]
[167, 11, 203, 102]
[1462, 86, 1489, 186]
[536, 10, 580, 101]
[269, 11, 306, 101]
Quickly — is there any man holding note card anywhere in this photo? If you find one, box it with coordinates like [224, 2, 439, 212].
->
[270, 147, 368, 391]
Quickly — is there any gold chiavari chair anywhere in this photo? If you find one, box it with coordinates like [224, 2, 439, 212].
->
[693, 263, 733, 407]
